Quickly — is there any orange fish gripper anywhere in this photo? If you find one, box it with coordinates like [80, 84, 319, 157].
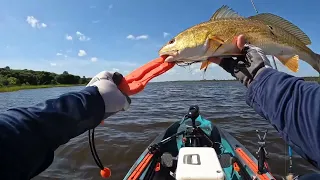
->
[118, 55, 175, 96]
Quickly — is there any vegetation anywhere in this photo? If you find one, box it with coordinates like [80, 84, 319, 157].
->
[1, 66, 319, 92]
[0, 84, 82, 92]
[0, 66, 91, 92]
[303, 76, 320, 83]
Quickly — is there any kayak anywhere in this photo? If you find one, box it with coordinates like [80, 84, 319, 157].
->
[124, 105, 277, 180]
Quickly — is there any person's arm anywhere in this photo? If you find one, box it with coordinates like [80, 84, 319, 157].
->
[0, 71, 130, 180]
[0, 86, 104, 179]
[246, 68, 320, 168]
[212, 40, 320, 169]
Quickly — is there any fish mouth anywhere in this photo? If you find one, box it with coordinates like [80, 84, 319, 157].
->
[159, 50, 179, 62]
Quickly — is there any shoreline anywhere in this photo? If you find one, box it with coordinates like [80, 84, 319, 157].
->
[0, 84, 85, 93]
[1, 77, 319, 93]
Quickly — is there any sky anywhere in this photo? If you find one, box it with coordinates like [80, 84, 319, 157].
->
[0, 0, 319, 81]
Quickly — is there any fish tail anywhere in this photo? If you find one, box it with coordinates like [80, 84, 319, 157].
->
[315, 53, 320, 61]
[313, 53, 320, 73]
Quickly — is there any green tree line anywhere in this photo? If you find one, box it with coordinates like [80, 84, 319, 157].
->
[303, 76, 320, 83]
[0, 66, 91, 87]
[1, 66, 319, 87]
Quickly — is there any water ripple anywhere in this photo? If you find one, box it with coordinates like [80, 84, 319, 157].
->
[0, 82, 318, 179]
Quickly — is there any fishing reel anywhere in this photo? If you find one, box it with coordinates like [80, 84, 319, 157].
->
[148, 105, 214, 154]
[183, 105, 214, 148]
[232, 54, 252, 73]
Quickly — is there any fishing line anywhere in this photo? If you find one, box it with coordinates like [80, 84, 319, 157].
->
[176, 61, 205, 77]
[249, 0, 278, 71]
[250, 1, 292, 178]
[250, 0, 259, 13]
[271, 56, 278, 70]
[176, 61, 200, 67]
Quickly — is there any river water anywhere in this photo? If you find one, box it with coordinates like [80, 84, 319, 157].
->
[0, 82, 319, 180]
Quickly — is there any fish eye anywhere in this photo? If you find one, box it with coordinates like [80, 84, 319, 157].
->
[168, 38, 175, 44]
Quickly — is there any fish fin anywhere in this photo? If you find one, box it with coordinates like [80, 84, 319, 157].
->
[276, 55, 299, 72]
[248, 13, 311, 45]
[203, 36, 225, 56]
[208, 36, 225, 44]
[200, 60, 212, 70]
[210, 5, 244, 21]
[312, 53, 320, 72]
[205, 36, 242, 57]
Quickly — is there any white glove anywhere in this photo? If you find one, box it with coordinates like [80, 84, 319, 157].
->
[86, 71, 131, 118]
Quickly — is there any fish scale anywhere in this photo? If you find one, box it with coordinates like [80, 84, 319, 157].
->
[159, 5, 320, 73]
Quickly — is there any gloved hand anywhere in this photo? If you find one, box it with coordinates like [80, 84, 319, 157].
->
[86, 71, 131, 118]
[213, 44, 272, 87]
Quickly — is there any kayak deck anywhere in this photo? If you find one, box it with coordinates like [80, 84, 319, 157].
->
[124, 112, 275, 180]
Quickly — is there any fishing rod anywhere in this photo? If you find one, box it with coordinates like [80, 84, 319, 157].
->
[249, 0, 296, 178]
[288, 146, 293, 174]
[249, 0, 278, 70]
[250, 0, 259, 14]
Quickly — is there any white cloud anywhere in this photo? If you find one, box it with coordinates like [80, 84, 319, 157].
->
[136, 35, 148, 40]
[123, 70, 130, 75]
[167, 68, 177, 75]
[41, 23, 47, 28]
[126, 35, 135, 40]
[192, 68, 202, 75]
[112, 68, 119, 72]
[76, 31, 91, 41]
[163, 32, 170, 38]
[56, 53, 63, 56]
[79, 36, 91, 41]
[76, 31, 83, 36]
[50, 63, 57, 66]
[91, 57, 98, 62]
[119, 61, 138, 67]
[150, 63, 236, 82]
[92, 20, 100, 24]
[26, 16, 38, 28]
[78, 50, 87, 57]
[126, 34, 149, 40]
[26, 16, 47, 29]
[102, 60, 138, 67]
[65, 34, 72, 40]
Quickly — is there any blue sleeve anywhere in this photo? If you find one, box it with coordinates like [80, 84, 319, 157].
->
[246, 68, 320, 168]
[0, 86, 105, 180]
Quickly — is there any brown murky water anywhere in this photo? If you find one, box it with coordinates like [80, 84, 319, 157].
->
[0, 82, 319, 180]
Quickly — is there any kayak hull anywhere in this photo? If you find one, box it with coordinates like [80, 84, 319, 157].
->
[124, 116, 275, 180]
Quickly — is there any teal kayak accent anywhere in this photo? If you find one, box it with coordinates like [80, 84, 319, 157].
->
[124, 109, 276, 180]
[176, 115, 212, 150]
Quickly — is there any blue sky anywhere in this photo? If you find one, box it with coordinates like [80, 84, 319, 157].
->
[0, 0, 319, 81]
